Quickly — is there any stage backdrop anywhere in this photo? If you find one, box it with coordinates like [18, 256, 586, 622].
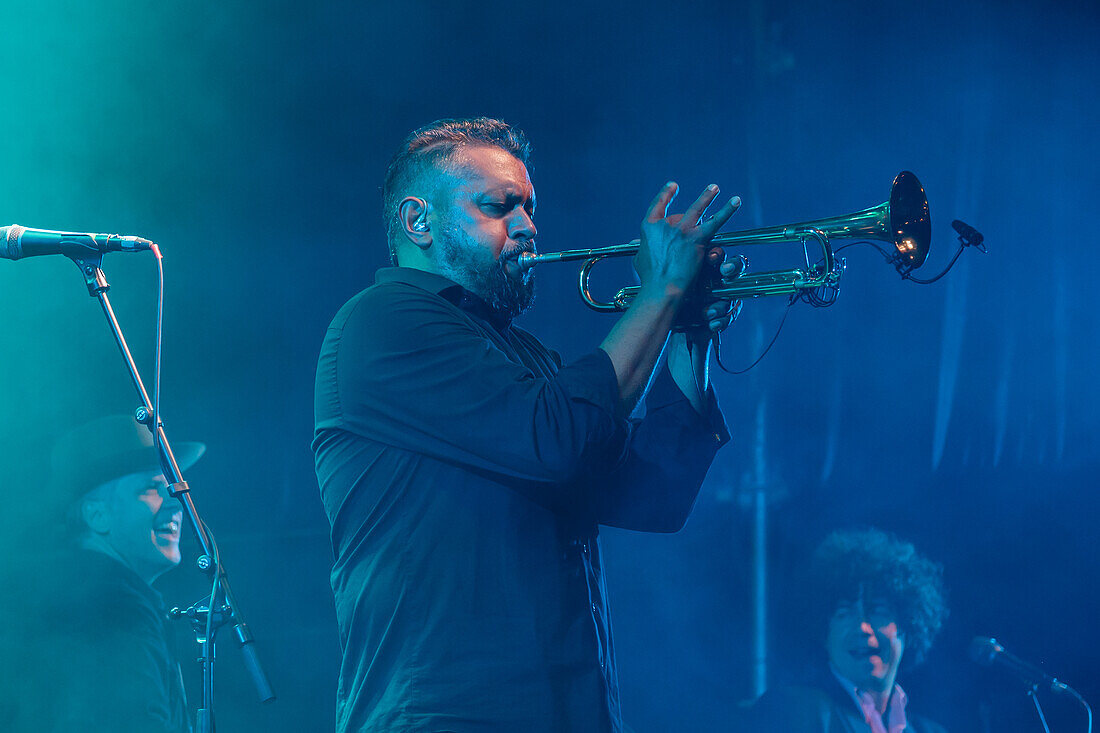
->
[2, 1, 1097, 730]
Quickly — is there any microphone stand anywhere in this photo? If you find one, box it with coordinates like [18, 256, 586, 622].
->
[1026, 684, 1052, 733]
[69, 252, 275, 732]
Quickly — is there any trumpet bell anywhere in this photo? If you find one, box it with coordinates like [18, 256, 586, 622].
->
[888, 171, 932, 271]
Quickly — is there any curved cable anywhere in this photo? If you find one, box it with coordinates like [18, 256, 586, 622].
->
[1066, 686, 1093, 733]
[901, 244, 965, 284]
[710, 231, 982, 374]
[151, 244, 164, 470]
[713, 295, 796, 375]
[828, 238, 975, 284]
[686, 338, 706, 407]
[203, 519, 222, 646]
[833, 240, 895, 262]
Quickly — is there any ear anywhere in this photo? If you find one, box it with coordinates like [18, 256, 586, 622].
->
[397, 197, 433, 251]
[81, 496, 111, 535]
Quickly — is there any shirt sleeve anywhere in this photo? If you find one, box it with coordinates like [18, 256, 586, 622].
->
[584, 361, 731, 532]
[316, 283, 625, 495]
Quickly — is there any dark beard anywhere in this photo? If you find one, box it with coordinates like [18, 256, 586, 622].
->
[437, 228, 536, 322]
[474, 259, 536, 321]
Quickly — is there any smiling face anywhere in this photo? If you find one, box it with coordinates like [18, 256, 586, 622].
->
[825, 597, 906, 693]
[81, 472, 184, 583]
[427, 144, 538, 319]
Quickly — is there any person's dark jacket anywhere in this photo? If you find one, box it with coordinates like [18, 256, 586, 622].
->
[743, 674, 947, 733]
[0, 549, 190, 733]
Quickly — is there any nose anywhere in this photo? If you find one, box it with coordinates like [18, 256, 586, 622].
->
[509, 209, 537, 243]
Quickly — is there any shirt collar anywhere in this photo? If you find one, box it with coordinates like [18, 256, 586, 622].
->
[375, 266, 513, 331]
[829, 664, 908, 722]
[375, 266, 461, 295]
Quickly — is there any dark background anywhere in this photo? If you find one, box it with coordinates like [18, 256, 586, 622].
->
[2, 1, 1097, 730]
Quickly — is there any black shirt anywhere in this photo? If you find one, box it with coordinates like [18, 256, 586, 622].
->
[0, 549, 191, 733]
[314, 267, 729, 732]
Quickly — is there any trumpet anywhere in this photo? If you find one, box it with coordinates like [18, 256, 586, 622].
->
[518, 171, 931, 312]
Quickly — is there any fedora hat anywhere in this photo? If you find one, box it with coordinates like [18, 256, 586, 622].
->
[50, 415, 206, 502]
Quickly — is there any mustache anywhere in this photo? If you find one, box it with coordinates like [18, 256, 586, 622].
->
[502, 241, 536, 260]
[153, 507, 183, 524]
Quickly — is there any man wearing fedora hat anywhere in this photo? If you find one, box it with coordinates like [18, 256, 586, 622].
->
[0, 414, 205, 733]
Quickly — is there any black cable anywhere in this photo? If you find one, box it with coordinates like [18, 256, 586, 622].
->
[833, 240, 895, 262]
[203, 519, 222, 646]
[799, 282, 840, 307]
[1065, 686, 1094, 733]
[686, 338, 707, 407]
[152, 245, 164, 470]
[819, 237, 975, 285]
[900, 244, 965, 284]
[711, 227, 984, 374]
[713, 295, 796, 375]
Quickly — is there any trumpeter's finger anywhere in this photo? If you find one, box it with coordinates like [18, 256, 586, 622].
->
[682, 184, 721, 228]
[709, 315, 731, 332]
[645, 181, 679, 223]
[704, 301, 734, 320]
[721, 254, 748, 279]
[699, 196, 741, 238]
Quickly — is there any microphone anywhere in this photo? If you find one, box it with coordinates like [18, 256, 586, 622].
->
[951, 219, 985, 249]
[969, 637, 1073, 695]
[1, 224, 154, 261]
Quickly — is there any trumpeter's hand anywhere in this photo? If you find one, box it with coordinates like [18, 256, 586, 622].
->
[633, 182, 741, 297]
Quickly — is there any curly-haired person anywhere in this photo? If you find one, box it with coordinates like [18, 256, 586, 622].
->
[744, 528, 949, 733]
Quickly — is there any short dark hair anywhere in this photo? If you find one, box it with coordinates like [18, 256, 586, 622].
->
[381, 117, 532, 264]
[808, 528, 948, 667]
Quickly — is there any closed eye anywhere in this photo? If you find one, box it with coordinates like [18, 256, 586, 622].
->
[481, 195, 534, 218]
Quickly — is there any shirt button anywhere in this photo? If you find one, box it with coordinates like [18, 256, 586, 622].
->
[591, 603, 598, 614]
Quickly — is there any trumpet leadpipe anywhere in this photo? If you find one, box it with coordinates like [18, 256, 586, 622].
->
[517, 242, 641, 270]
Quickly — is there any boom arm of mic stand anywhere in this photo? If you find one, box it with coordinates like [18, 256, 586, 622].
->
[71, 254, 276, 709]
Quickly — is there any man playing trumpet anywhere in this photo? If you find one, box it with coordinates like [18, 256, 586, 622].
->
[314, 117, 744, 732]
